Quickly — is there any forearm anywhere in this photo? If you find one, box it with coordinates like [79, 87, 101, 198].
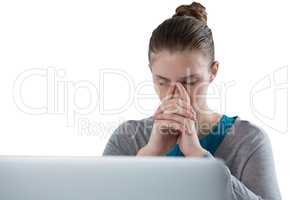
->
[225, 167, 264, 200]
[209, 154, 281, 200]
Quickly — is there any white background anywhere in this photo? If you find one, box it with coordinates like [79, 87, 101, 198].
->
[0, 0, 298, 199]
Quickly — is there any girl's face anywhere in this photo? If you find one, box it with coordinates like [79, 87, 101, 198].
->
[149, 50, 218, 113]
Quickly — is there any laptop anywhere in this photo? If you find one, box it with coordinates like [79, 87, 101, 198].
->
[0, 156, 231, 200]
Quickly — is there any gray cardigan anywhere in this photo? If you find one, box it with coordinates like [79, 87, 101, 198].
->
[103, 115, 282, 200]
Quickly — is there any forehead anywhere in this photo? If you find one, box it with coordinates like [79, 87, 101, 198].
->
[150, 50, 210, 79]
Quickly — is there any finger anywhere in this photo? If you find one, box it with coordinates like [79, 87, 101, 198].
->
[161, 128, 181, 135]
[179, 100, 197, 117]
[176, 82, 191, 104]
[156, 112, 194, 135]
[163, 106, 196, 120]
[154, 97, 169, 115]
[155, 101, 195, 120]
[156, 119, 184, 135]
[154, 85, 195, 118]
[154, 112, 189, 125]
[157, 98, 196, 120]
[168, 127, 182, 135]
[154, 85, 175, 116]
[155, 113, 193, 136]
[154, 104, 162, 116]
[156, 119, 183, 135]
[162, 84, 176, 103]
[156, 97, 196, 114]
[169, 98, 196, 117]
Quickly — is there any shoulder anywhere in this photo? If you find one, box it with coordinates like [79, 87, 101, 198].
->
[229, 117, 270, 149]
[223, 116, 270, 146]
[218, 117, 281, 199]
[215, 116, 272, 170]
[102, 116, 154, 155]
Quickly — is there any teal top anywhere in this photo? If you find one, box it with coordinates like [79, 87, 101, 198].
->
[166, 114, 238, 156]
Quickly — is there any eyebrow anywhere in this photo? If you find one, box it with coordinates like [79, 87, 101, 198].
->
[154, 74, 199, 81]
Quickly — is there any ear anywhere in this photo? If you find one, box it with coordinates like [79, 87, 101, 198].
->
[209, 61, 219, 82]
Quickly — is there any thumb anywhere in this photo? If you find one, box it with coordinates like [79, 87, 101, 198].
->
[173, 85, 180, 99]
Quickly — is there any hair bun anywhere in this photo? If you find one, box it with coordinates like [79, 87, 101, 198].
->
[173, 2, 207, 24]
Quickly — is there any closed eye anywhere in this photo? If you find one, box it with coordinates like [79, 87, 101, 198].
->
[182, 80, 198, 85]
[155, 79, 170, 86]
[158, 82, 168, 86]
